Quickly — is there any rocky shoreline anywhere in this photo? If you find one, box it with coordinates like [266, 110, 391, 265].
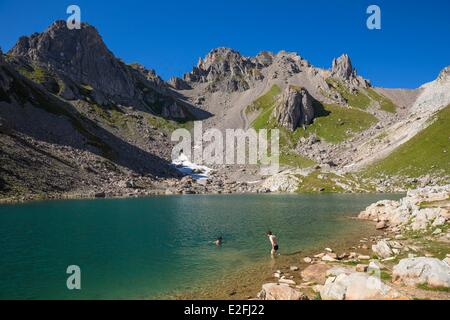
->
[254, 185, 450, 300]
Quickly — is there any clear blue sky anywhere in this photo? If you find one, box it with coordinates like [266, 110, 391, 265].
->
[0, 0, 449, 88]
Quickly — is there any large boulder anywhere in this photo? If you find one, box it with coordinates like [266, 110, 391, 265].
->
[372, 240, 394, 259]
[411, 208, 446, 231]
[301, 263, 332, 284]
[272, 86, 315, 131]
[320, 272, 403, 300]
[358, 200, 401, 222]
[257, 283, 308, 300]
[393, 257, 450, 288]
[261, 173, 299, 193]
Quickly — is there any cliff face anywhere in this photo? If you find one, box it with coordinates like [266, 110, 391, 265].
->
[273, 86, 315, 131]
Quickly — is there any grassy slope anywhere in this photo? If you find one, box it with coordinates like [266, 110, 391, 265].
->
[293, 104, 378, 144]
[2, 65, 114, 158]
[364, 105, 450, 178]
[247, 83, 379, 168]
[327, 78, 397, 113]
[248, 84, 281, 130]
[367, 88, 397, 113]
[326, 78, 371, 110]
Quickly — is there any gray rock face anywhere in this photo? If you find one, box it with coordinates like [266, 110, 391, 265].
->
[8, 21, 193, 120]
[393, 257, 450, 288]
[272, 86, 315, 131]
[168, 77, 191, 90]
[9, 21, 136, 99]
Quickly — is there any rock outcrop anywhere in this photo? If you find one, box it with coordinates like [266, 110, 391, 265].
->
[372, 240, 395, 259]
[272, 86, 315, 131]
[331, 54, 354, 81]
[359, 185, 450, 232]
[257, 283, 308, 300]
[331, 54, 369, 89]
[411, 65, 450, 114]
[393, 257, 450, 288]
[320, 271, 402, 300]
[260, 173, 300, 193]
[168, 76, 191, 90]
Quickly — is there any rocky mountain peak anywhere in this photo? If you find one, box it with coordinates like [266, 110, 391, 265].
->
[6, 20, 196, 121]
[331, 54, 354, 80]
[330, 54, 370, 89]
[184, 47, 259, 93]
[8, 20, 137, 99]
[197, 47, 245, 70]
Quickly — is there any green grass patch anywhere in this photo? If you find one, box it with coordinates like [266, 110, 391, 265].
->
[380, 271, 392, 281]
[147, 115, 193, 132]
[367, 88, 397, 113]
[80, 84, 94, 95]
[326, 78, 371, 110]
[295, 104, 378, 144]
[248, 84, 282, 129]
[17, 65, 48, 84]
[364, 105, 450, 178]
[417, 284, 450, 292]
[279, 153, 315, 168]
[296, 171, 347, 193]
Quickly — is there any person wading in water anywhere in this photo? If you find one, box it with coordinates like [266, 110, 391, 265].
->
[266, 231, 279, 256]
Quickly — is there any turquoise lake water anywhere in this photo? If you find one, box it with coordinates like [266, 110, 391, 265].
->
[0, 193, 401, 300]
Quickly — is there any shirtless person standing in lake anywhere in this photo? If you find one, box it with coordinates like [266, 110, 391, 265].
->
[267, 231, 279, 256]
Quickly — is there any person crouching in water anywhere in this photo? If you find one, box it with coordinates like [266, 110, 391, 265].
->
[215, 236, 223, 246]
[267, 231, 279, 256]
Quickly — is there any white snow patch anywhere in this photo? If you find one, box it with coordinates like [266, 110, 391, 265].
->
[172, 153, 212, 181]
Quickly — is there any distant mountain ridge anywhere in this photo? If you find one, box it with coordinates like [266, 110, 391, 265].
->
[7, 20, 199, 121]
